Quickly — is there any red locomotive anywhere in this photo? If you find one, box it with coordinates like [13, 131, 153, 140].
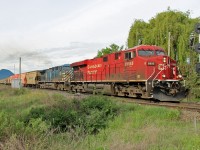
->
[70, 45, 185, 101]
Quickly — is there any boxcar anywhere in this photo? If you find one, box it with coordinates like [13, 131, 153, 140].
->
[0, 77, 9, 84]
[21, 73, 27, 86]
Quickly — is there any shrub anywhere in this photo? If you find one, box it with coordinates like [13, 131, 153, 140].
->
[45, 108, 78, 131]
[24, 107, 46, 124]
[80, 96, 119, 117]
[25, 118, 50, 136]
[24, 96, 121, 135]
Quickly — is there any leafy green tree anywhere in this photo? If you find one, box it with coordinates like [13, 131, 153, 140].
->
[97, 43, 124, 57]
[127, 19, 148, 48]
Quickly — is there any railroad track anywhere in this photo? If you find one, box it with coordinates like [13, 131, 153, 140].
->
[120, 97, 200, 112]
[25, 87, 200, 112]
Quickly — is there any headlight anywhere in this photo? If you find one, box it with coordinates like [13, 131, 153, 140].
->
[177, 75, 182, 78]
[147, 62, 155, 66]
[163, 57, 166, 63]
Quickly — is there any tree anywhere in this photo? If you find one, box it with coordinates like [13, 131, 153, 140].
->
[97, 43, 124, 57]
[127, 19, 148, 48]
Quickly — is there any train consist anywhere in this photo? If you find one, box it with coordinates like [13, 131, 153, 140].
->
[0, 45, 186, 101]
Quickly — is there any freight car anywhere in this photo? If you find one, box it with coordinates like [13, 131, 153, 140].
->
[0, 64, 72, 89]
[0, 76, 10, 84]
[69, 45, 185, 101]
[25, 71, 41, 87]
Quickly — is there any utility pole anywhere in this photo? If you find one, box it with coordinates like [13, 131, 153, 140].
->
[168, 32, 171, 56]
[19, 57, 21, 89]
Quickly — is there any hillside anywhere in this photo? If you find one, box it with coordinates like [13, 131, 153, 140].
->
[0, 69, 13, 80]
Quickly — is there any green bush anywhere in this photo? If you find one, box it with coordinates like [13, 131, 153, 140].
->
[25, 118, 50, 135]
[24, 107, 46, 124]
[80, 96, 119, 119]
[24, 96, 121, 135]
[45, 108, 78, 131]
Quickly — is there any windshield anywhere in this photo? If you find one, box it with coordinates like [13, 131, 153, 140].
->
[156, 50, 165, 56]
[138, 50, 154, 56]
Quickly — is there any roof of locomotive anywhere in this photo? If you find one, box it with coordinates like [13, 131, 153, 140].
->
[127, 45, 164, 51]
[48, 64, 70, 69]
[70, 45, 165, 67]
[71, 59, 89, 67]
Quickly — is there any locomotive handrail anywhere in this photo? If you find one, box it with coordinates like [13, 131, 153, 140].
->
[146, 67, 156, 91]
[151, 65, 165, 87]
[147, 67, 156, 81]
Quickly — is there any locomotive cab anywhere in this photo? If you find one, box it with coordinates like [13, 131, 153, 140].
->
[135, 46, 185, 101]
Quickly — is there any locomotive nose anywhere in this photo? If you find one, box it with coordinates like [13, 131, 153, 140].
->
[157, 56, 182, 80]
[151, 55, 186, 101]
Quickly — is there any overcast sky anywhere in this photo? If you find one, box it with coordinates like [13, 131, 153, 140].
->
[0, 0, 199, 73]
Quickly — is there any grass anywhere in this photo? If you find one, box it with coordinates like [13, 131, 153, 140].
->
[0, 85, 200, 150]
[70, 107, 200, 150]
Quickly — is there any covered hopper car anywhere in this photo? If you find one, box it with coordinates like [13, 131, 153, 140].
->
[25, 71, 41, 87]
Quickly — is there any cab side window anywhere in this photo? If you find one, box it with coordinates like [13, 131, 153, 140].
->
[115, 53, 121, 60]
[125, 52, 131, 60]
[103, 56, 108, 62]
[125, 51, 136, 60]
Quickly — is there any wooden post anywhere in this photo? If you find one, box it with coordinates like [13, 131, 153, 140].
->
[168, 32, 171, 56]
[19, 57, 21, 89]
